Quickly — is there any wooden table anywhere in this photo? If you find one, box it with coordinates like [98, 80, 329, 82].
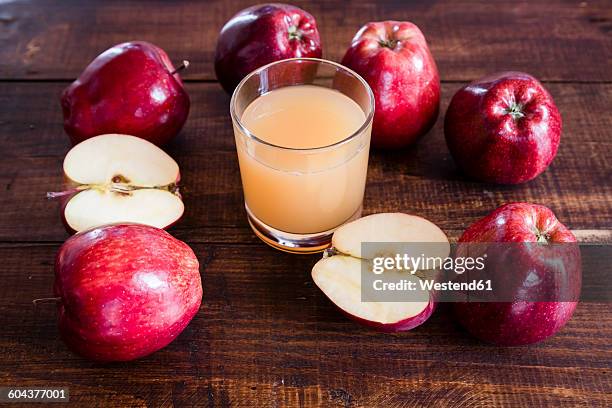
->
[1, 1, 610, 406]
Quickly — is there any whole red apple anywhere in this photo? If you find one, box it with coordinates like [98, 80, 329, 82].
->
[214, 3, 322, 94]
[341, 21, 440, 149]
[444, 72, 561, 184]
[61, 41, 190, 146]
[453, 203, 581, 346]
[54, 224, 202, 361]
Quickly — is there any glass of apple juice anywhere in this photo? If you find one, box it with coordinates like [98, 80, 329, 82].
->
[230, 58, 374, 253]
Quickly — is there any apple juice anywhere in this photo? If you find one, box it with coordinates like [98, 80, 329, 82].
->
[235, 84, 371, 234]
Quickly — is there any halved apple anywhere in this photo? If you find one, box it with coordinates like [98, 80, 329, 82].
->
[332, 212, 450, 259]
[55, 134, 184, 233]
[312, 213, 449, 332]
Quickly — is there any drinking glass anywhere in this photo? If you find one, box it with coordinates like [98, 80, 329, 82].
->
[230, 58, 374, 253]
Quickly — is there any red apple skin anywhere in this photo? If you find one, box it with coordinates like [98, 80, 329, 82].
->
[54, 224, 202, 361]
[342, 299, 435, 333]
[214, 3, 322, 94]
[453, 203, 580, 346]
[341, 21, 440, 149]
[61, 41, 190, 146]
[444, 72, 562, 184]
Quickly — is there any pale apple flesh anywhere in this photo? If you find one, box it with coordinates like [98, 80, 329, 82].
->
[312, 213, 449, 332]
[332, 212, 450, 259]
[312, 255, 434, 332]
[58, 134, 183, 233]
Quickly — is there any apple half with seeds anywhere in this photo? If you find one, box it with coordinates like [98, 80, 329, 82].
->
[53, 134, 184, 233]
[312, 213, 449, 332]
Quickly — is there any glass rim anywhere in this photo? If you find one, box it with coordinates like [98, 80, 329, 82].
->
[229, 57, 375, 152]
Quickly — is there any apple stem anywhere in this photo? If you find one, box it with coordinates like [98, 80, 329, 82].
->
[506, 103, 525, 120]
[46, 186, 89, 199]
[288, 25, 302, 40]
[379, 39, 400, 50]
[323, 248, 339, 258]
[107, 183, 180, 195]
[170, 60, 190, 76]
[32, 297, 61, 306]
[47, 183, 180, 199]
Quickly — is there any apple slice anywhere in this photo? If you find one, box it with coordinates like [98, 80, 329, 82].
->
[332, 212, 450, 259]
[56, 134, 183, 233]
[312, 213, 449, 332]
[312, 255, 434, 332]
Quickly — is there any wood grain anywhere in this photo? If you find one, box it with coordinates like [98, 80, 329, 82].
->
[0, 82, 610, 243]
[1, 1, 611, 406]
[1, 243, 610, 407]
[0, 0, 611, 82]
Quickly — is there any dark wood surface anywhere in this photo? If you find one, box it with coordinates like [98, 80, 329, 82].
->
[1, 0, 611, 82]
[0, 1, 611, 407]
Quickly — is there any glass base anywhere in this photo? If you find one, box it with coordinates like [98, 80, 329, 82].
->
[246, 204, 363, 254]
